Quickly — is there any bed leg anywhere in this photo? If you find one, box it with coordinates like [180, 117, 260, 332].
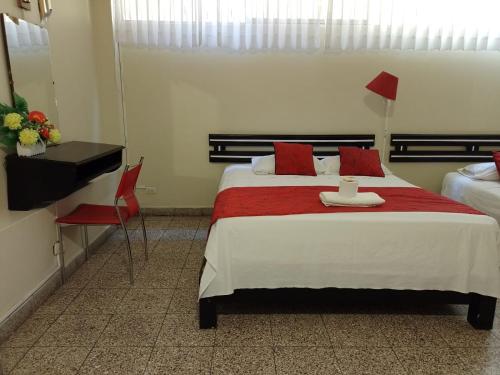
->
[199, 297, 217, 329]
[467, 293, 496, 330]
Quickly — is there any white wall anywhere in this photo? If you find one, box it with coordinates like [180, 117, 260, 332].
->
[0, 0, 122, 322]
[119, 48, 500, 208]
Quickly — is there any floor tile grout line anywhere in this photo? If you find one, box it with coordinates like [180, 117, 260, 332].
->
[74, 314, 114, 373]
[74, 231, 143, 374]
[139, 256, 177, 375]
[269, 315, 279, 375]
[3, 347, 29, 374]
[8, 260, 107, 368]
[142, 308, 170, 374]
[209, 335, 217, 375]
[73, 250, 146, 369]
[389, 346, 413, 375]
[171, 220, 200, 288]
[6, 242, 120, 372]
[319, 313, 346, 375]
[320, 314, 335, 348]
[7, 313, 62, 372]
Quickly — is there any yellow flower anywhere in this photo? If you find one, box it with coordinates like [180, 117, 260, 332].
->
[49, 129, 61, 143]
[18, 128, 39, 146]
[4, 113, 23, 130]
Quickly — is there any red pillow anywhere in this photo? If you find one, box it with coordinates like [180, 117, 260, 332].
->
[274, 142, 317, 176]
[339, 146, 385, 177]
[493, 152, 500, 174]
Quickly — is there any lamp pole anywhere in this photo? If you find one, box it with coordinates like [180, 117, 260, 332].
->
[365, 71, 398, 163]
[381, 99, 392, 162]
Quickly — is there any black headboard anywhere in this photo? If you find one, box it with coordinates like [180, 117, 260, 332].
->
[209, 134, 376, 163]
[390, 134, 500, 162]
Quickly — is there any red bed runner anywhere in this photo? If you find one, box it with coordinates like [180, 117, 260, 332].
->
[211, 186, 484, 226]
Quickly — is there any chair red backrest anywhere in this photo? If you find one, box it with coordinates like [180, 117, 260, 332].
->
[115, 158, 143, 217]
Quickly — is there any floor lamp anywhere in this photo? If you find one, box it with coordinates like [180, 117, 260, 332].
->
[366, 71, 399, 162]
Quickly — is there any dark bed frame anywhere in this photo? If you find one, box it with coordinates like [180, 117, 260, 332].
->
[200, 133, 497, 330]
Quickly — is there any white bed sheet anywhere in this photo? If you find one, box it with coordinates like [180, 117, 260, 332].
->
[442, 172, 500, 224]
[200, 165, 500, 299]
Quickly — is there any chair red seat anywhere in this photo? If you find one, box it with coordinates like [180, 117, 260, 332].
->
[56, 204, 131, 225]
[55, 158, 146, 286]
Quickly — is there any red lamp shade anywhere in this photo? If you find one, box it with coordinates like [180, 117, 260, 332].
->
[366, 71, 399, 101]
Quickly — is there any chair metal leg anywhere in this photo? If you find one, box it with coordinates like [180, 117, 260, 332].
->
[56, 224, 65, 284]
[121, 223, 134, 285]
[138, 211, 148, 261]
[81, 225, 89, 261]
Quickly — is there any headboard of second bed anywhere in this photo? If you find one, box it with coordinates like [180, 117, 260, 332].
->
[208, 134, 376, 163]
[390, 134, 500, 162]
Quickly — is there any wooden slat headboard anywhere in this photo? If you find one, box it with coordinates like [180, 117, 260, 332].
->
[390, 134, 500, 162]
[209, 134, 376, 163]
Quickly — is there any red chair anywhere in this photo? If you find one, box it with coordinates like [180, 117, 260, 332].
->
[56, 157, 147, 285]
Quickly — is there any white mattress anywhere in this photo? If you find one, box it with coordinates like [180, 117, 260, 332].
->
[442, 172, 500, 224]
[200, 165, 500, 299]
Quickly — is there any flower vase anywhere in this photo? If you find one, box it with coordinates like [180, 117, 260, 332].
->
[16, 142, 46, 157]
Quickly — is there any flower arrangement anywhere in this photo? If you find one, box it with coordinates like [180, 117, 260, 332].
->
[0, 93, 61, 156]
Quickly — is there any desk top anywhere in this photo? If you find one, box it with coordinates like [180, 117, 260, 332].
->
[6, 141, 124, 165]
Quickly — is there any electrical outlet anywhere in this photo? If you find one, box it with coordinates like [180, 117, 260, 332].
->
[136, 185, 157, 194]
[52, 241, 61, 256]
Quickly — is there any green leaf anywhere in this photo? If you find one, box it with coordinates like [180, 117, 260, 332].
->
[0, 130, 17, 147]
[14, 93, 29, 114]
[5, 132, 18, 145]
[0, 102, 17, 115]
[5, 130, 18, 141]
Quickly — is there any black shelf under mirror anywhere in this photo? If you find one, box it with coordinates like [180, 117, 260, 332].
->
[5, 141, 124, 211]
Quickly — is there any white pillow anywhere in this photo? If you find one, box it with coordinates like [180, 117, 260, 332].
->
[320, 155, 392, 176]
[252, 154, 275, 175]
[381, 164, 393, 176]
[313, 157, 326, 174]
[251, 154, 325, 175]
[458, 162, 499, 181]
[319, 156, 340, 175]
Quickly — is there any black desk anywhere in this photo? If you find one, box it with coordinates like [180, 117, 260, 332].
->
[5, 141, 124, 210]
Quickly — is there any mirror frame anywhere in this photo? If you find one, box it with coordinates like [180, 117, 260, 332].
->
[0, 13, 19, 105]
[0, 13, 55, 108]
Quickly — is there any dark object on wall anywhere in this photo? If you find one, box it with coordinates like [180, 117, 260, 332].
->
[17, 0, 31, 10]
[209, 134, 376, 163]
[390, 134, 500, 162]
[5, 141, 124, 211]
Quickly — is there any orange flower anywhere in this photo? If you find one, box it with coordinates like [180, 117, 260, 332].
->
[28, 111, 47, 124]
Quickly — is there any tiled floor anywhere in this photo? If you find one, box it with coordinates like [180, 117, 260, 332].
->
[1, 215, 500, 374]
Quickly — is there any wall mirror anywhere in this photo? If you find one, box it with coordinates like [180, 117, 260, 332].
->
[0, 13, 58, 125]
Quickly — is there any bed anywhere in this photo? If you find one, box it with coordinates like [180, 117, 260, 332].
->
[442, 172, 500, 224]
[199, 134, 500, 330]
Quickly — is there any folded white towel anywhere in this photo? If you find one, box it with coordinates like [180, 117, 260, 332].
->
[320, 192, 385, 207]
